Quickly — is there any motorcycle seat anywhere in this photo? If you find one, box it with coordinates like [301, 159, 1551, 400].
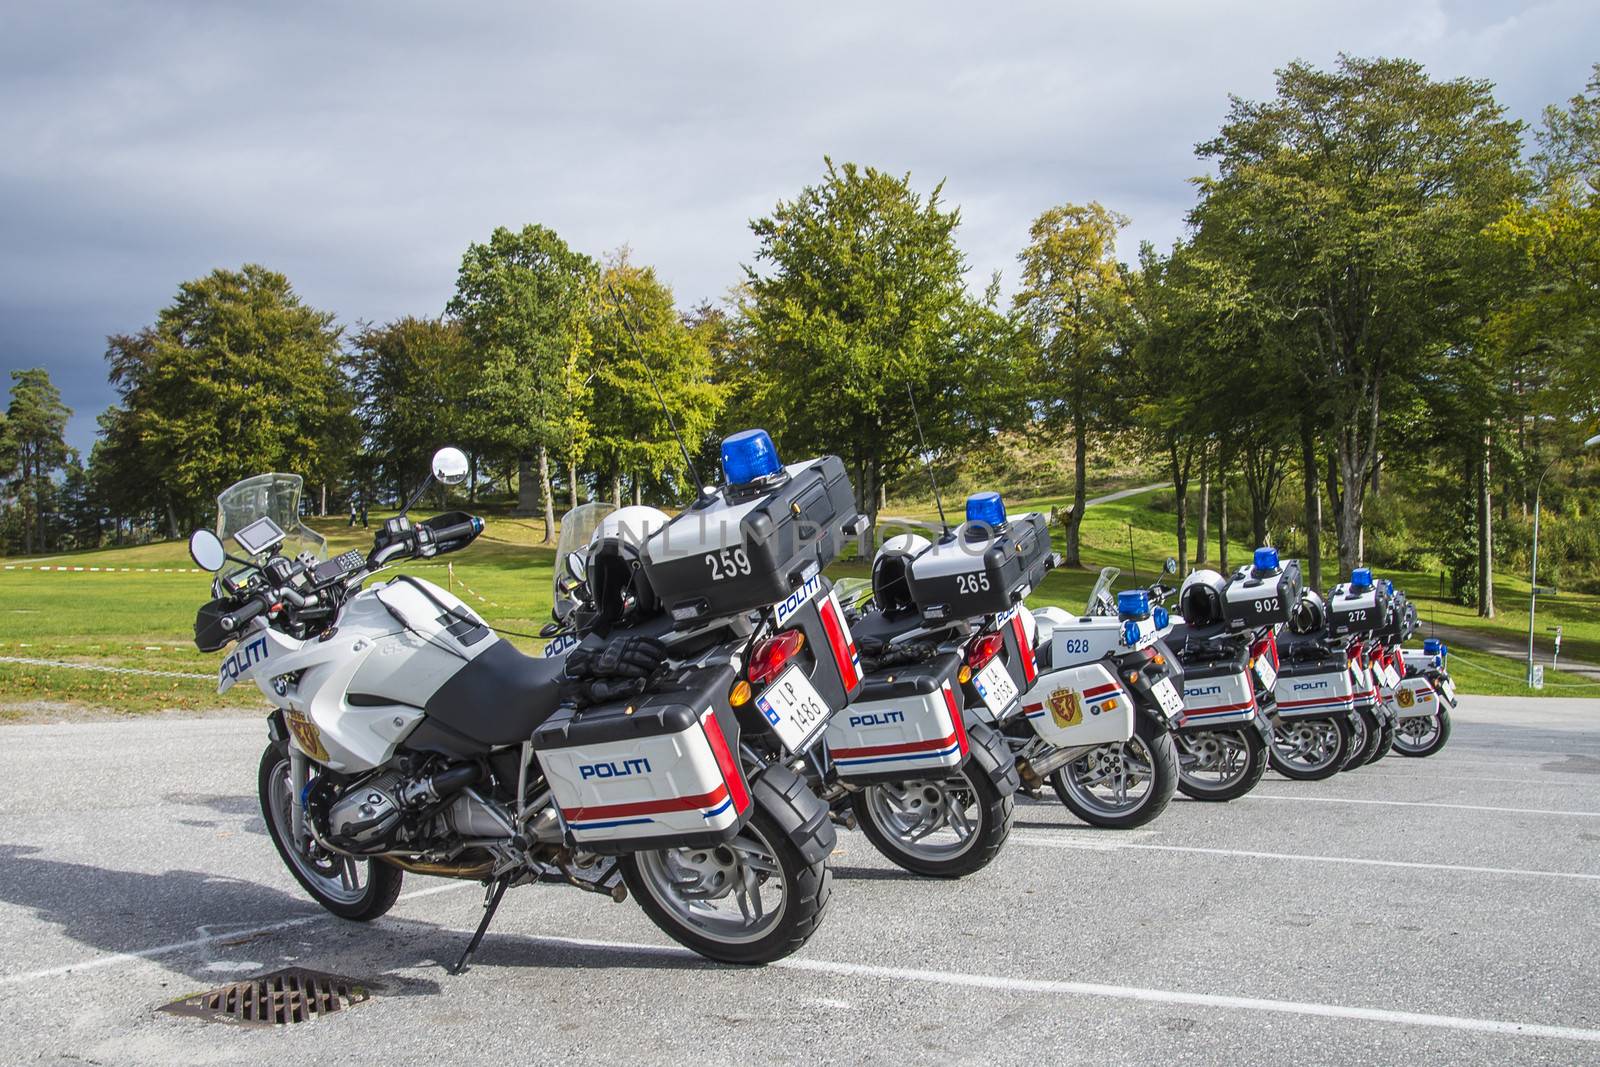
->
[424, 640, 568, 747]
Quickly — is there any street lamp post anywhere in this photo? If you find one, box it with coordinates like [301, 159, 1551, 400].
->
[1528, 432, 1600, 686]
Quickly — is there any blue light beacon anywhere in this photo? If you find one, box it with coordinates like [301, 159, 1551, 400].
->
[720, 429, 783, 486]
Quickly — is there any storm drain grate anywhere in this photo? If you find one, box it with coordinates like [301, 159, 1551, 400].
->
[158, 968, 370, 1027]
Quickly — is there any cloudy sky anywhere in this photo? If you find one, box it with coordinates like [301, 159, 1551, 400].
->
[3, 1, 1596, 453]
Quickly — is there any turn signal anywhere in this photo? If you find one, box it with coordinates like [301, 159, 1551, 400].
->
[966, 634, 1004, 671]
[1125, 670, 1141, 687]
[957, 665, 973, 684]
[748, 630, 805, 687]
[729, 680, 753, 707]
[1152, 653, 1166, 667]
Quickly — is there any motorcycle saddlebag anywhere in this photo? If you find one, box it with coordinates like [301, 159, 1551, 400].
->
[1326, 584, 1388, 637]
[642, 456, 861, 627]
[824, 652, 969, 785]
[1176, 663, 1258, 729]
[1017, 661, 1134, 747]
[1272, 662, 1355, 719]
[905, 512, 1052, 621]
[1222, 560, 1302, 631]
[531, 664, 752, 854]
[1390, 676, 1440, 718]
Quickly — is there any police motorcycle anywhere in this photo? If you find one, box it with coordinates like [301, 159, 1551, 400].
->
[1267, 589, 1361, 780]
[187, 444, 857, 970]
[1390, 604, 1457, 759]
[551, 479, 1023, 880]
[1159, 548, 1300, 801]
[1325, 569, 1395, 770]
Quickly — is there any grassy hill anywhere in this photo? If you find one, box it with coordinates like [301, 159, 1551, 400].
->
[2, 482, 1594, 715]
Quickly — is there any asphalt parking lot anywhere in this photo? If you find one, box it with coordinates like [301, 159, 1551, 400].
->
[3, 695, 1599, 1065]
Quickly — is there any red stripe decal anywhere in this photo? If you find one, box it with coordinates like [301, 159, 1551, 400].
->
[1022, 702, 1043, 714]
[701, 709, 750, 815]
[1276, 695, 1352, 708]
[1083, 682, 1120, 699]
[1011, 612, 1037, 683]
[1186, 698, 1256, 714]
[831, 729, 964, 760]
[819, 595, 860, 690]
[567, 783, 729, 822]
[942, 681, 969, 755]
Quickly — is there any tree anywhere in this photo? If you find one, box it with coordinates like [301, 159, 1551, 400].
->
[588, 251, 724, 507]
[1192, 55, 1524, 574]
[743, 159, 1022, 546]
[1, 369, 73, 554]
[1013, 202, 1132, 567]
[448, 225, 596, 540]
[98, 265, 348, 535]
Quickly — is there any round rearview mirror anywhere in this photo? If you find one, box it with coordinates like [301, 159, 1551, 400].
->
[431, 446, 470, 486]
[1164, 556, 1178, 575]
[189, 529, 227, 572]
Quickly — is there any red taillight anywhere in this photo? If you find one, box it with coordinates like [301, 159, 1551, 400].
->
[749, 630, 805, 687]
[966, 634, 1004, 671]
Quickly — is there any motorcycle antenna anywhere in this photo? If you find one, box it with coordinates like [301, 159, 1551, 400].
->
[905, 382, 950, 536]
[606, 282, 709, 501]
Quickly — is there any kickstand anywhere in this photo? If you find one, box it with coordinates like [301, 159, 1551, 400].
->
[450, 875, 509, 975]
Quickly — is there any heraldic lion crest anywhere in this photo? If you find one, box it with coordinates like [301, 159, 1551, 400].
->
[1048, 687, 1083, 729]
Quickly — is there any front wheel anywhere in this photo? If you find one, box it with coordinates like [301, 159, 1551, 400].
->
[1268, 715, 1351, 780]
[1369, 717, 1396, 763]
[1175, 725, 1268, 802]
[258, 742, 403, 922]
[621, 806, 830, 965]
[1049, 713, 1178, 829]
[1393, 710, 1452, 758]
[1344, 706, 1382, 769]
[852, 762, 1014, 878]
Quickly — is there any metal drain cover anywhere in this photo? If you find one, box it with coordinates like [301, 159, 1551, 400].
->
[158, 968, 370, 1027]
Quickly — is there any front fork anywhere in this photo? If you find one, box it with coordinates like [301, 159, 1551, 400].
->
[288, 745, 313, 855]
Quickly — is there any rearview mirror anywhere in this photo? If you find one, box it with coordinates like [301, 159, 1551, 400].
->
[189, 529, 227, 572]
[431, 447, 470, 486]
[1164, 556, 1178, 575]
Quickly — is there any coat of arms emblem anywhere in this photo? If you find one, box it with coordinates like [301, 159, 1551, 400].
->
[1048, 687, 1083, 729]
[1396, 687, 1415, 709]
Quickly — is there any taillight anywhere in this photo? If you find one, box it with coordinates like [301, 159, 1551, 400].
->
[749, 630, 805, 687]
[966, 634, 1004, 671]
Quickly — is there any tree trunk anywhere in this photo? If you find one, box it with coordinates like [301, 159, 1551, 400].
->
[1298, 417, 1322, 591]
[164, 499, 181, 541]
[857, 459, 880, 556]
[1061, 422, 1088, 568]
[469, 453, 478, 504]
[1335, 440, 1366, 575]
[633, 475, 642, 507]
[1478, 429, 1494, 618]
[514, 454, 539, 516]
[319, 483, 327, 517]
[611, 471, 622, 509]
[569, 458, 580, 511]
[1218, 476, 1229, 573]
[1195, 449, 1211, 566]
[538, 444, 556, 543]
[1168, 439, 1192, 576]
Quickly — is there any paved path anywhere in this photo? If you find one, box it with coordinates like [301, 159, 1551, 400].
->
[880, 481, 1170, 530]
[1422, 621, 1600, 681]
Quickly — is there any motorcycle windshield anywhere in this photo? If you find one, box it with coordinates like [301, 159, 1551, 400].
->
[1086, 566, 1120, 615]
[552, 502, 616, 607]
[214, 473, 327, 566]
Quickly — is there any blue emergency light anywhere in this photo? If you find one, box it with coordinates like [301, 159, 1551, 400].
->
[1152, 605, 1170, 630]
[1122, 620, 1142, 646]
[1351, 567, 1373, 591]
[1117, 590, 1150, 618]
[1254, 546, 1279, 572]
[965, 491, 1008, 529]
[720, 429, 782, 485]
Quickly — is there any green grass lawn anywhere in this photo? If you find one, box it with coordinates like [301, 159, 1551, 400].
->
[2, 483, 1595, 714]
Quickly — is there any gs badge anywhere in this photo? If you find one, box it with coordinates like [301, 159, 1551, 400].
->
[1048, 687, 1083, 730]
[1396, 687, 1415, 709]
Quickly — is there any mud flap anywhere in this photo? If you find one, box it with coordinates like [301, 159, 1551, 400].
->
[961, 718, 1022, 797]
[750, 761, 836, 866]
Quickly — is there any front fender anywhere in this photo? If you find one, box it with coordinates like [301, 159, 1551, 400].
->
[749, 761, 836, 866]
[962, 718, 1021, 797]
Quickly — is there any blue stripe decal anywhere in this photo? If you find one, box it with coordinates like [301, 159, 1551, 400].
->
[834, 741, 963, 767]
[570, 816, 655, 830]
[701, 797, 733, 819]
[1182, 707, 1254, 720]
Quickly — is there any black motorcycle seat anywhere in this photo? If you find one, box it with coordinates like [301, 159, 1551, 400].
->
[423, 640, 567, 747]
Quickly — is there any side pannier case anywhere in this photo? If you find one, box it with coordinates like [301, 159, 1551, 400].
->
[1392, 676, 1441, 718]
[1178, 664, 1258, 728]
[1272, 658, 1356, 720]
[1017, 661, 1134, 747]
[824, 652, 968, 785]
[1325, 569, 1390, 637]
[642, 431, 863, 627]
[1222, 548, 1303, 631]
[532, 664, 751, 854]
[906, 493, 1053, 621]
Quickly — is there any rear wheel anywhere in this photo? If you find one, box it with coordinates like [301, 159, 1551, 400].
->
[1175, 725, 1268, 802]
[1268, 715, 1351, 781]
[258, 742, 403, 922]
[1393, 710, 1452, 758]
[1344, 706, 1381, 769]
[622, 806, 830, 965]
[852, 761, 1014, 878]
[1050, 713, 1177, 829]
[1369, 717, 1396, 763]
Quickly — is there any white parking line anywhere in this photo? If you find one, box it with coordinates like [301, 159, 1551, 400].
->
[0, 882, 471, 986]
[1354, 772, 1599, 786]
[1012, 835, 1600, 883]
[1247, 794, 1600, 818]
[494, 932, 1600, 1045]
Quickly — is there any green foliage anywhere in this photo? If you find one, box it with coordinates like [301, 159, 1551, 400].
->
[350, 316, 478, 500]
[0, 368, 74, 554]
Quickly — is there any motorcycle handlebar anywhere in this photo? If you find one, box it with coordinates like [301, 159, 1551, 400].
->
[219, 596, 268, 633]
[428, 517, 483, 545]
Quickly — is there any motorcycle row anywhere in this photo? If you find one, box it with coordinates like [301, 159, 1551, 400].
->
[185, 430, 1459, 971]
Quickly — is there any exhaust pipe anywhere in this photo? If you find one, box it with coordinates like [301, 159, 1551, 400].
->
[1017, 743, 1095, 789]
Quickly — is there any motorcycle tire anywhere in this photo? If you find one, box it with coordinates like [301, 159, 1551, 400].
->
[1049, 713, 1178, 830]
[258, 742, 404, 922]
[1368, 718, 1396, 764]
[1393, 709, 1452, 758]
[1175, 725, 1268, 802]
[1344, 706, 1382, 770]
[851, 762, 1015, 878]
[1268, 715, 1352, 781]
[621, 805, 831, 965]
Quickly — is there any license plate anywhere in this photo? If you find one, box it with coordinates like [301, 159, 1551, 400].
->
[1151, 676, 1184, 719]
[974, 658, 1020, 717]
[1254, 657, 1278, 690]
[1384, 664, 1400, 688]
[1442, 678, 1456, 703]
[755, 665, 832, 754]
